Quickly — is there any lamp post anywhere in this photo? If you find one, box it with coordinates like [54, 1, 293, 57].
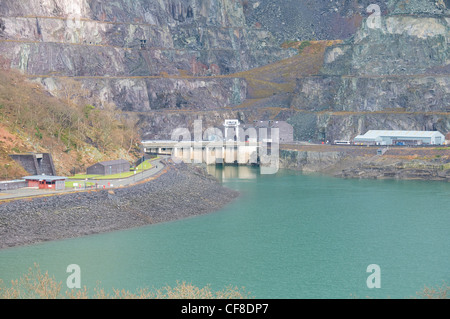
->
[142, 154, 144, 180]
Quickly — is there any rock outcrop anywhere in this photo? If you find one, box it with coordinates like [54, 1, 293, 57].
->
[288, 1, 450, 142]
[278, 144, 450, 181]
[0, 0, 295, 113]
[1, 0, 449, 142]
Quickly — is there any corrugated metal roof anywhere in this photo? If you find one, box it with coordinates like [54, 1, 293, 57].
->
[354, 135, 382, 141]
[360, 130, 444, 138]
[23, 175, 67, 181]
[94, 159, 130, 166]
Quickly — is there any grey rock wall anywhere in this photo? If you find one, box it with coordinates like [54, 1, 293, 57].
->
[279, 149, 345, 172]
[1, 0, 449, 142]
[322, 15, 450, 76]
[0, 0, 294, 112]
[287, 111, 450, 143]
[289, 7, 450, 141]
[292, 75, 450, 113]
[34, 76, 247, 112]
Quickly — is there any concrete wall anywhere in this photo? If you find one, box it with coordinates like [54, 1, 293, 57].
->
[41, 153, 56, 175]
[0, 180, 28, 191]
[9, 154, 38, 175]
[9, 153, 56, 176]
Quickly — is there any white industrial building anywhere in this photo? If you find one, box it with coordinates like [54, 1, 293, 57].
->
[353, 130, 446, 146]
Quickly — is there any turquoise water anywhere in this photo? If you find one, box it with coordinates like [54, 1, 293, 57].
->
[1, 166, 450, 299]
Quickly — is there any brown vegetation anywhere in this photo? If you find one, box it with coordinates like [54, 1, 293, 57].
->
[0, 68, 141, 180]
[416, 282, 450, 299]
[0, 264, 252, 299]
[1, 264, 447, 299]
[231, 40, 341, 100]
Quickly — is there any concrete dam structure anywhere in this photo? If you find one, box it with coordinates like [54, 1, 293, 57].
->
[142, 140, 280, 175]
[142, 140, 260, 165]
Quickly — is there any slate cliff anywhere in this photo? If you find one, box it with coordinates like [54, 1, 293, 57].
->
[288, 0, 450, 142]
[0, 0, 294, 114]
[1, 0, 449, 142]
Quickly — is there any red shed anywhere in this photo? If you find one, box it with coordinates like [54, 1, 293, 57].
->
[23, 175, 67, 190]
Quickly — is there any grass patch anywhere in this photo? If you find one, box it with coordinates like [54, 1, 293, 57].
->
[94, 171, 137, 180]
[135, 160, 153, 171]
[230, 40, 342, 103]
[65, 181, 96, 188]
[68, 174, 102, 180]
[297, 41, 312, 54]
[68, 159, 156, 181]
[68, 160, 154, 180]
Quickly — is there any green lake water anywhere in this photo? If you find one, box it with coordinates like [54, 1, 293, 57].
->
[1, 166, 449, 299]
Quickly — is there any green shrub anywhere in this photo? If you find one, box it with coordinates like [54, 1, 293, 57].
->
[297, 41, 312, 54]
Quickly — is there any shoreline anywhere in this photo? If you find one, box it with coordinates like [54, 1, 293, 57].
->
[279, 145, 450, 182]
[1, 149, 447, 250]
[0, 161, 240, 250]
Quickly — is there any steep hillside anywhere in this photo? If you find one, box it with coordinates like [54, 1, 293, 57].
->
[0, 67, 141, 180]
[288, 3, 450, 142]
[242, 0, 450, 42]
[136, 40, 341, 139]
[0, 0, 295, 113]
[233, 40, 341, 99]
[242, 0, 374, 41]
[1, 0, 449, 144]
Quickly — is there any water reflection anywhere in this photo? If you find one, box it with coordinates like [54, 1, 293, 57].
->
[207, 165, 258, 181]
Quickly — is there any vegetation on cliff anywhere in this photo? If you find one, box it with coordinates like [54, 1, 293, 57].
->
[0, 67, 141, 180]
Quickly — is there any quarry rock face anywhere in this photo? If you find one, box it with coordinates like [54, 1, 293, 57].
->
[289, 1, 450, 142]
[0, 0, 294, 114]
[322, 15, 450, 76]
[0, 0, 292, 75]
[1, 0, 449, 141]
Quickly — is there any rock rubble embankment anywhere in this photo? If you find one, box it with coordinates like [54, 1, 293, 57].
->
[0, 162, 239, 249]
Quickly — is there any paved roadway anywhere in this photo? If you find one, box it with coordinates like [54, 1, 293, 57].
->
[0, 157, 168, 201]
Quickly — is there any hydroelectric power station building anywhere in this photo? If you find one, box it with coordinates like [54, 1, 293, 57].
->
[353, 130, 446, 146]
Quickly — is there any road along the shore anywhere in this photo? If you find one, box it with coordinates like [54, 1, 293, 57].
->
[0, 157, 167, 202]
[0, 161, 240, 249]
